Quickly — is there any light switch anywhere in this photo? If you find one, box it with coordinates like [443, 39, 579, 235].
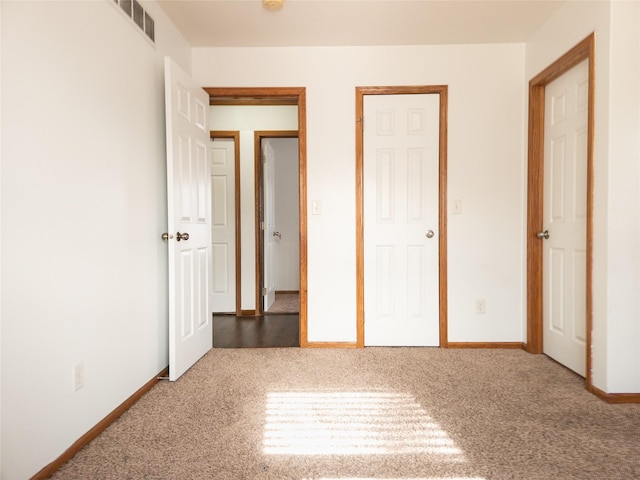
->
[312, 200, 321, 215]
[452, 199, 463, 215]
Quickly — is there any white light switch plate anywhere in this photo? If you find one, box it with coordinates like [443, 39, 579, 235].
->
[452, 199, 463, 215]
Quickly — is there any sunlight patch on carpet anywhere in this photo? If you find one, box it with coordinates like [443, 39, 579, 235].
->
[263, 391, 467, 458]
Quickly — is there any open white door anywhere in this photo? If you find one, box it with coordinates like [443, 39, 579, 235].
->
[262, 140, 276, 312]
[541, 59, 588, 376]
[164, 57, 212, 381]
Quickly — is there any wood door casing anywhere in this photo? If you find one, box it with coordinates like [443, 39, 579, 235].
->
[526, 34, 595, 385]
[356, 85, 449, 348]
[205, 87, 308, 346]
[254, 130, 299, 316]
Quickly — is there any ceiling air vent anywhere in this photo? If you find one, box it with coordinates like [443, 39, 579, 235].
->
[113, 0, 155, 45]
[119, 0, 132, 16]
[144, 11, 155, 42]
[132, 0, 144, 29]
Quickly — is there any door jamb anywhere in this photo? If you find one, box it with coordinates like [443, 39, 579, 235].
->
[526, 34, 595, 387]
[204, 87, 308, 347]
[254, 131, 300, 316]
[210, 131, 241, 315]
[355, 85, 449, 348]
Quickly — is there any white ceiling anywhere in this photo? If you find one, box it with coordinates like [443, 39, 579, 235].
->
[156, 0, 567, 48]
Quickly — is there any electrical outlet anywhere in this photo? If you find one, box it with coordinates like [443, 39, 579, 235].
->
[73, 362, 85, 391]
[475, 298, 486, 314]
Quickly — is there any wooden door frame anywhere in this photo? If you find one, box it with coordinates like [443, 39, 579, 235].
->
[204, 87, 308, 347]
[526, 34, 595, 387]
[209, 131, 241, 315]
[254, 130, 300, 316]
[355, 85, 449, 348]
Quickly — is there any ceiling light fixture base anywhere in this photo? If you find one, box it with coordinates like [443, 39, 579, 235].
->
[263, 0, 284, 11]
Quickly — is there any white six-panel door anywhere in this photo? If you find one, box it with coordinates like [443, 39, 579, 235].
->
[542, 59, 588, 376]
[210, 138, 236, 313]
[164, 57, 213, 381]
[263, 140, 276, 312]
[364, 94, 440, 346]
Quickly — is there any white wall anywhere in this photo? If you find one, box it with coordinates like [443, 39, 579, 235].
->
[194, 43, 527, 343]
[607, 0, 640, 394]
[526, 0, 640, 393]
[0, 4, 633, 480]
[209, 106, 298, 310]
[271, 137, 300, 291]
[0, 1, 191, 478]
[0, 0, 3, 474]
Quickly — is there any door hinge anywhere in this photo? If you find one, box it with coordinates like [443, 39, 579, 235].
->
[261, 221, 265, 230]
[262, 287, 268, 296]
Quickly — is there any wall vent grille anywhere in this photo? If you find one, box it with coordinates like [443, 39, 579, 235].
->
[144, 11, 155, 42]
[114, 0, 155, 43]
[132, 0, 144, 29]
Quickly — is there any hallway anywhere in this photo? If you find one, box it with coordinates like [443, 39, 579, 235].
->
[213, 314, 299, 348]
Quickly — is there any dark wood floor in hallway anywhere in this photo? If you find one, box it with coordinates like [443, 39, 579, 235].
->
[213, 314, 300, 348]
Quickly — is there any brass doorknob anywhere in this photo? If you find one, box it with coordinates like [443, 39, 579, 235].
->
[176, 232, 189, 241]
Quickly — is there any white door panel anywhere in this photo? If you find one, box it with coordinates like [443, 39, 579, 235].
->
[263, 140, 276, 312]
[164, 57, 212, 381]
[272, 138, 300, 292]
[364, 94, 440, 346]
[211, 138, 236, 313]
[542, 59, 588, 376]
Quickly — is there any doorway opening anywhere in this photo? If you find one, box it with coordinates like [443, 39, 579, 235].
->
[355, 85, 449, 348]
[255, 132, 300, 317]
[210, 131, 241, 315]
[526, 34, 595, 386]
[205, 87, 308, 347]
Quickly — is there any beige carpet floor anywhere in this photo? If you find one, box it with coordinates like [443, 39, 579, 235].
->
[51, 348, 640, 479]
[267, 292, 299, 314]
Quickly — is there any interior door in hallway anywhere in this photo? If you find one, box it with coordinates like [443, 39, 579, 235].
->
[542, 59, 588, 376]
[211, 137, 236, 313]
[164, 57, 213, 381]
[262, 140, 276, 312]
[363, 94, 440, 346]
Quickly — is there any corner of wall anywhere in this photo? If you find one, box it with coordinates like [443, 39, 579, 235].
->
[605, 0, 640, 393]
[524, 0, 611, 391]
[0, 0, 3, 474]
[143, 0, 193, 74]
[525, 0, 640, 394]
